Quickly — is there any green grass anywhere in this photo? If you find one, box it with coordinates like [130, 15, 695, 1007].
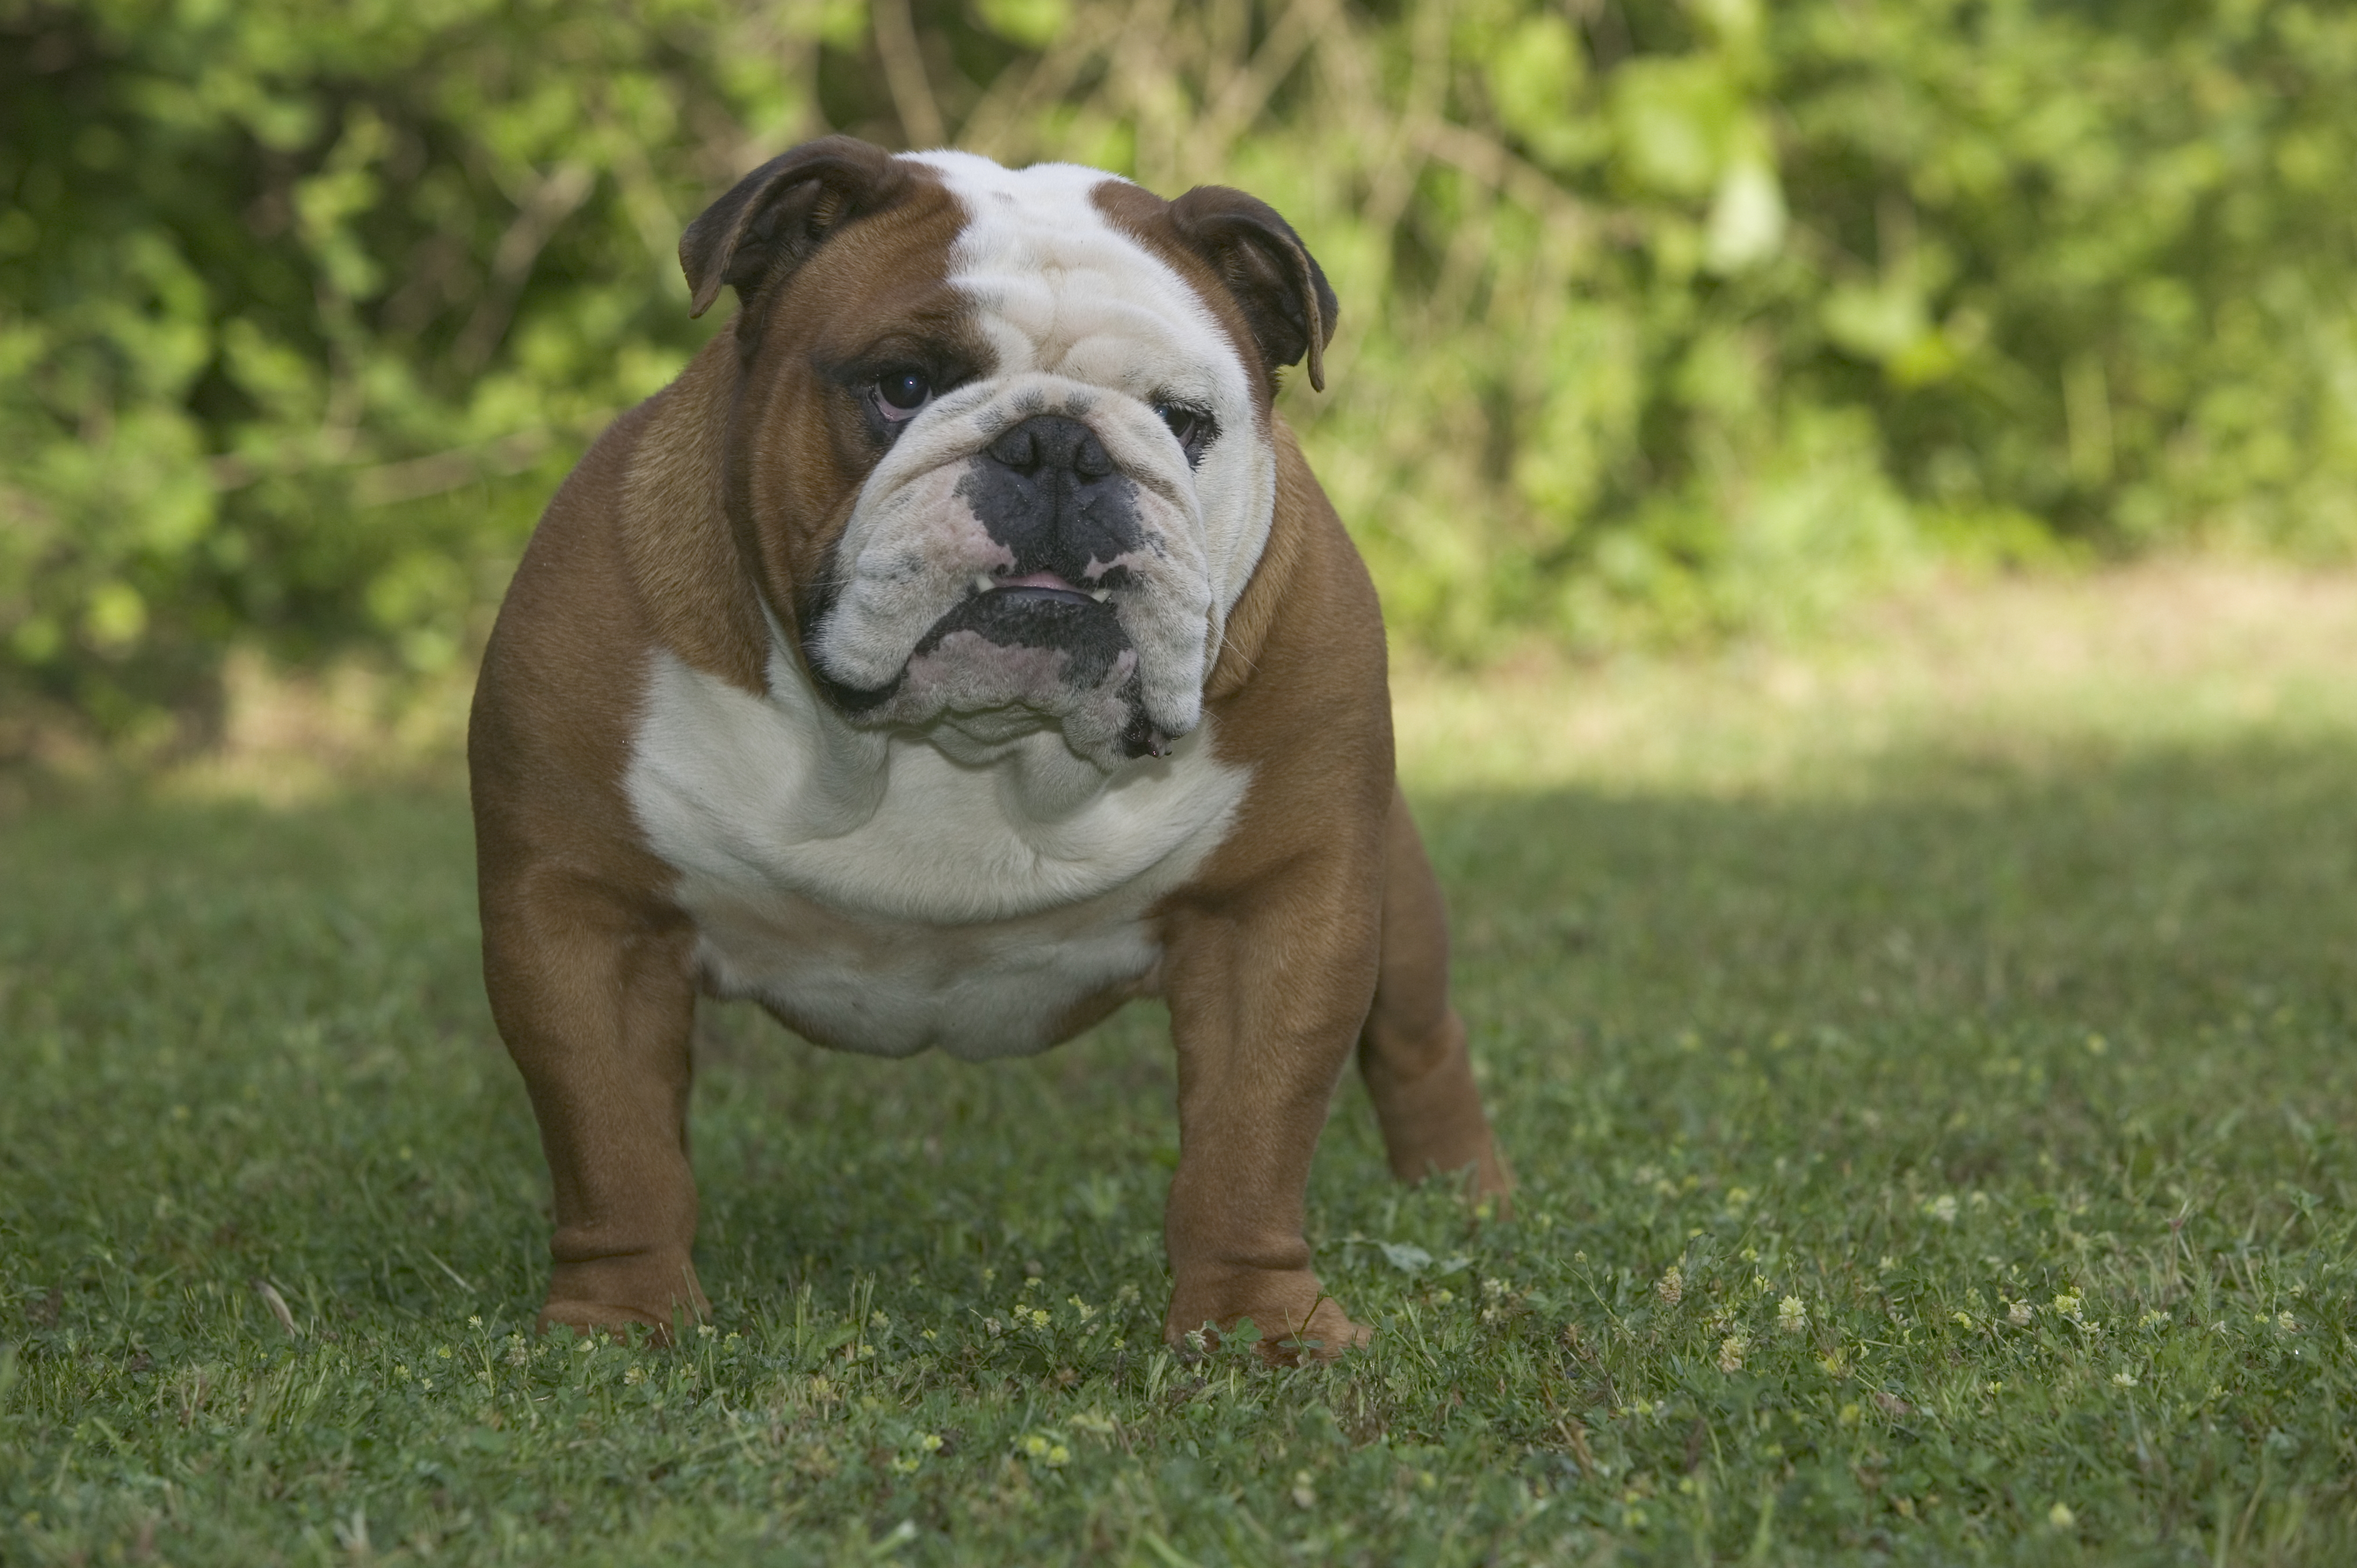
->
[5, 569, 2357, 1565]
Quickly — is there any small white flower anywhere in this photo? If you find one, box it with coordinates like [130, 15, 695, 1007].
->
[1777, 1296, 1808, 1335]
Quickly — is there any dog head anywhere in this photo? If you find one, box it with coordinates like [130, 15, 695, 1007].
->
[679, 137, 1337, 768]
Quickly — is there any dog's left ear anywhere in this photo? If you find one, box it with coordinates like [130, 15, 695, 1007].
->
[1167, 187, 1340, 393]
[680, 136, 904, 319]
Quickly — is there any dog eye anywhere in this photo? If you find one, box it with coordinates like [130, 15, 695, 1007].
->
[875, 370, 933, 420]
[1153, 402, 1214, 462]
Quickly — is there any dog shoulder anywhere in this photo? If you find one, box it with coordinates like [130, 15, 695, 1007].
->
[469, 359, 749, 896]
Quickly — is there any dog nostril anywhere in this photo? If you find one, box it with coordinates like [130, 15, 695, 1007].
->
[989, 427, 1042, 474]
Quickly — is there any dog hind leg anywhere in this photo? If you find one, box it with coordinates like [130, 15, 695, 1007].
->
[1356, 786, 1513, 1204]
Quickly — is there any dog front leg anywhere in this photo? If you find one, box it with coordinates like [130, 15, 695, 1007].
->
[1158, 876, 1376, 1359]
[482, 875, 706, 1340]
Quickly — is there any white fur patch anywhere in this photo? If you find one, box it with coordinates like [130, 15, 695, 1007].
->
[625, 644, 1249, 1061]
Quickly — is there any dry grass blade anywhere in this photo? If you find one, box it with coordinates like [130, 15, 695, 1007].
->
[251, 1277, 299, 1341]
[420, 1247, 478, 1295]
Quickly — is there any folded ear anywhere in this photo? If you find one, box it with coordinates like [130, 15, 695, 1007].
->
[1166, 187, 1340, 393]
[679, 136, 904, 319]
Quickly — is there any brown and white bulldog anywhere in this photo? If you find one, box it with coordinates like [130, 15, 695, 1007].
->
[467, 136, 1510, 1358]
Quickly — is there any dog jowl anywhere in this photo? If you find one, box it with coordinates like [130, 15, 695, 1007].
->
[468, 137, 1511, 1359]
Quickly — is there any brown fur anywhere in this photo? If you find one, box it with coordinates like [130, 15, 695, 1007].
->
[469, 150, 1508, 1358]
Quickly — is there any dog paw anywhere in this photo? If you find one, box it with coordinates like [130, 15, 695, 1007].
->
[1471, 1149, 1517, 1221]
[1261, 1296, 1371, 1362]
[537, 1296, 704, 1346]
[1165, 1277, 1369, 1363]
[1404, 1142, 1517, 1221]
[539, 1251, 707, 1345]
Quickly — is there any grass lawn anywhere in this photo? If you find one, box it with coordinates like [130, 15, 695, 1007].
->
[4, 564, 2355, 1565]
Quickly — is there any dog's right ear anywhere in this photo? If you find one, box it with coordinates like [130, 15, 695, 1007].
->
[680, 136, 904, 318]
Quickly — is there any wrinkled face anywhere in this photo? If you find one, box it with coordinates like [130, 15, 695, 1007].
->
[788, 155, 1276, 769]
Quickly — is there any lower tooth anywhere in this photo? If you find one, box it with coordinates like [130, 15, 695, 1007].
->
[1089, 589, 1111, 603]
[974, 573, 995, 594]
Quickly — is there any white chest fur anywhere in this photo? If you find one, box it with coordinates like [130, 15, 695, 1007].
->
[623, 647, 1249, 1061]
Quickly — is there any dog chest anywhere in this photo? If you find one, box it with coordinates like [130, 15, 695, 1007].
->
[622, 649, 1248, 1059]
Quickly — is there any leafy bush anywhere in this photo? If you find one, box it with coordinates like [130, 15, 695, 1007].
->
[5, 0, 2356, 731]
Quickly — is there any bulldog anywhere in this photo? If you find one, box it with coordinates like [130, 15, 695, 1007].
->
[468, 136, 1511, 1358]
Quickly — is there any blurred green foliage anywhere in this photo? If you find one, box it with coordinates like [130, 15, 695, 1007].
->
[6, 0, 2357, 732]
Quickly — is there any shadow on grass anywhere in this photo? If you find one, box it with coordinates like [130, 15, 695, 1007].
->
[8, 732, 2351, 1317]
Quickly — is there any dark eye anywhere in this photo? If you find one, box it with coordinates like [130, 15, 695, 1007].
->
[1154, 401, 1214, 463]
[875, 369, 932, 420]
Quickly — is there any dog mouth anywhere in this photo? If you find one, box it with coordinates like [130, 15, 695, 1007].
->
[810, 568, 1175, 764]
[970, 570, 1114, 607]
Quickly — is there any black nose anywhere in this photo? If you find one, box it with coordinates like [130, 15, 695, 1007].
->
[960, 414, 1143, 589]
[987, 415, 1115, 480]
